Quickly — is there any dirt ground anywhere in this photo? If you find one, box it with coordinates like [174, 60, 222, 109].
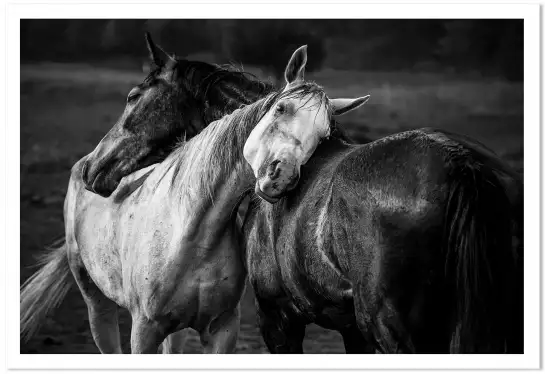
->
[19, 63, 523, 354]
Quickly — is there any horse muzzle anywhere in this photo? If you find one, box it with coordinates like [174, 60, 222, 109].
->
[254, 159, 300, 204]
[82, 158, 122, 198]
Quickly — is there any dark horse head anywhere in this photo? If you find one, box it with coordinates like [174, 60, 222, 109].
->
[83, 33, 273, 197]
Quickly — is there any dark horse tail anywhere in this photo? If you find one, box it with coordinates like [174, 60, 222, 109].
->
[445, 160, 520, 353]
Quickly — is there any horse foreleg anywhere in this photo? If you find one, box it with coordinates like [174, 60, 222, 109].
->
[200, 307, 240, 353]
[340, 326, 376, 354]
[68, 251, 122, 354]
[130, 315, 169, 354]
[256, 300, 306, 354]
[353, 282, 415, 353]
[161, 330, 189, 354]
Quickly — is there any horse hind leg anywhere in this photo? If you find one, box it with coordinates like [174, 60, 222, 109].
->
[68, 252, 122, 353]
[199, 307, 240, 353]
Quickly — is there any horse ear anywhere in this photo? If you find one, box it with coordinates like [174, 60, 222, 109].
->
[284, 45, 307, 85]
[145, 32, 163, 67]
[331, 95, 370, 116]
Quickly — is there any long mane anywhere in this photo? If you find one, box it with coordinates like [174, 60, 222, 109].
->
[186, 62, 273, 103]
[160, 82, 330, 210]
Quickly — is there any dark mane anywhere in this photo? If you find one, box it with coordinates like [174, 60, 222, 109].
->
[329, 119, 359, 144]
[140, 58, 275, 124]
[144, 59, 362, 146]
[142, 64, 162, 86]
[193, 62, 273, 100]
[175, 59, 275, 122]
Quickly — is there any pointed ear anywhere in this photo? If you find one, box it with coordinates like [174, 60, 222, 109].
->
[284, 45, 308, 85]
[331, 95, 370, 116]
[145, 32, 163, 67]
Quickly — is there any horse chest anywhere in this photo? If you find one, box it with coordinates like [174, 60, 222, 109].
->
[75, 217, 125, 305]
[247, 206, 353, 323]
[245, 215, 284, 299]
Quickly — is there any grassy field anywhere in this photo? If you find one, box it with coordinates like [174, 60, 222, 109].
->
[20, 62, 523, 354]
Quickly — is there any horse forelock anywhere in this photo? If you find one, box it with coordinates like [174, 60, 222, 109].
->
[283, 81, 332, 116]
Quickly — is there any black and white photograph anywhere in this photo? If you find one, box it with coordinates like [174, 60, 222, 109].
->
[6, 1, 540, 370]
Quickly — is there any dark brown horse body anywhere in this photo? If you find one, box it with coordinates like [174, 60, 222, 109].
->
[244, 125, 522, 353]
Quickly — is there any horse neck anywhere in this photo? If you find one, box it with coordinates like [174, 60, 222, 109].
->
[167, 109, 260, 248]
[192, 165, 253, 248]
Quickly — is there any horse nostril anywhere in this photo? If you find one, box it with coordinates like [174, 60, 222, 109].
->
[286, 173, 300, 191]
[267, 160, 281, 180]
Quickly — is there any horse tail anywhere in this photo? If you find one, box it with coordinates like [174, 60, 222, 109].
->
[445, 161, 519, 353]
[20, 237, 73, 341]
[510, 172, 524, 354]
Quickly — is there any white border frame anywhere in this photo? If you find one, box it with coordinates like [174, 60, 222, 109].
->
[6, 1, 540, 370]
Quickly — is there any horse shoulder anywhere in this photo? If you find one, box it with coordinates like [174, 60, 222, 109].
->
[68, 156, 130, 290]
[301, 175, 355, 297]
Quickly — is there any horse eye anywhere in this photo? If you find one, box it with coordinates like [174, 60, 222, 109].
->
[127, 92, 141, 103]
[275, 103, 285, 114]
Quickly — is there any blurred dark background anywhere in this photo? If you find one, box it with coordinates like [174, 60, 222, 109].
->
[21, 19, 523, 80]
[20, 19, 524, 354]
